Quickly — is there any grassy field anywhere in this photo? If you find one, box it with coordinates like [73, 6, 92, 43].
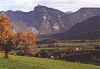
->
[0, 53, 100, 69]
[0, 53, 33, 69]
[34, 42, 95, 51]
[34, 47, 69, 51]
[54, 43, 87, 46]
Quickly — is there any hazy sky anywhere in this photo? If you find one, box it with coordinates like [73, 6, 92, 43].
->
[0, 0, 99, 12]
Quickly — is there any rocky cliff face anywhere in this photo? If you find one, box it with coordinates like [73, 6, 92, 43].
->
[33, 5, 65, 34]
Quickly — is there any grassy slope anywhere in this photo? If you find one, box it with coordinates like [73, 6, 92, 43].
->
[0, 53, 100, 69]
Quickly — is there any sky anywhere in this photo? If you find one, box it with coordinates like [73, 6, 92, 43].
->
[0, 0, 99, 12]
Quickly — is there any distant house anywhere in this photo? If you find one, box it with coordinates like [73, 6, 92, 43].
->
[75, 48, 79, 51]
[51, 56, 54, 59]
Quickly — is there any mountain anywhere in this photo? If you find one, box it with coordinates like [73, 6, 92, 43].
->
[0, 5, 100, 35]
[33, 5, 65, 34]
[33, 6, 100, 34]
[66, 30, 100, 40]
[66, 11, 73, 14]
[0, 10, 38, 34]
[60, 8, 100, 31]
[0, 10, 34, 27]
[48, 16, 100, 40]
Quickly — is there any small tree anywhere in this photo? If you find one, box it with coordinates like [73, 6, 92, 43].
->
[22, 31, 35, 56]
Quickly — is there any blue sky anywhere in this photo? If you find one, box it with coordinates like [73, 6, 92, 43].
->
[0, 0, 99, 12]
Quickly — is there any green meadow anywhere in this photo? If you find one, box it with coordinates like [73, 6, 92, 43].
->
[34, 42, 95, 51]
[0, 53, 100, 69]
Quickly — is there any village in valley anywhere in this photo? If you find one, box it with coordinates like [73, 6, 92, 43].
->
[0, 37, 100, 65]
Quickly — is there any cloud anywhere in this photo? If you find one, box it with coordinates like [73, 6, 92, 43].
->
[77, 0, 99, 7]
[0, 0, 99, 12]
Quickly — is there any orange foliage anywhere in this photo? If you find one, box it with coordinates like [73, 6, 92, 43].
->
[0, 14, 36, 58]
[0, 14, 25, 58]
[22, 31, 35, 56]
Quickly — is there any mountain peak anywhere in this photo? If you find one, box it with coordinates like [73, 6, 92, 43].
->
[35, 5, 46, 8]
[34, 5, 47, 12]
[6, 10, 13, 12]
[66, 11, 73, 14]
[38, 5, 42, 7]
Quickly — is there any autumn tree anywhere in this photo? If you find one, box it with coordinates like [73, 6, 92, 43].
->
[14, 32, 25, 49]
[22, 31, 35, 56]
[0, 14, 36, 58]
[0, 14, 24, 58]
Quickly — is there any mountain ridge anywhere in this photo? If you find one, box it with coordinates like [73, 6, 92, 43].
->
[0, 5, 100, 36]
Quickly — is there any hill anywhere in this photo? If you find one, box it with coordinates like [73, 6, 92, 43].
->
[48, 16, 100, 40]
[0, 53, 100, 69]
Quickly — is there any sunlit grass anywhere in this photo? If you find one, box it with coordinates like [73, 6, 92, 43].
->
[0, 53, 100, 69]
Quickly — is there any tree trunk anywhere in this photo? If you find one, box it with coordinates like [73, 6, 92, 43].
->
[4, 51, 9, 59]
